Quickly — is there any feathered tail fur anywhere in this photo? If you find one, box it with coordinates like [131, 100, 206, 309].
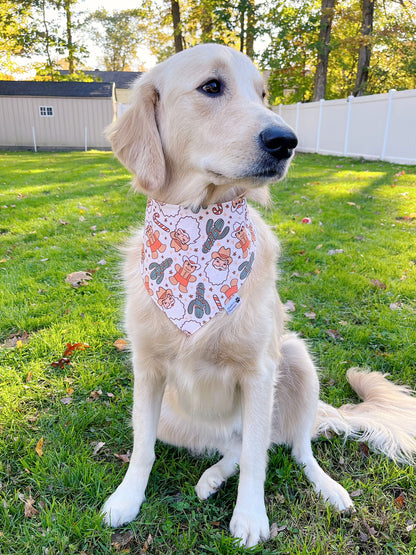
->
[313, 368, 416, 464]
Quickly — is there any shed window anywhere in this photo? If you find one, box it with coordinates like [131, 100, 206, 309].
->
[39, 106, 54, 117]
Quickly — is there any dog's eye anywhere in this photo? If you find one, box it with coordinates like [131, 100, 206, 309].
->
[199, 79, 222, 96]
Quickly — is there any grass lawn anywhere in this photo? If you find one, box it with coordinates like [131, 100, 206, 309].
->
[0, 150, 415, 554]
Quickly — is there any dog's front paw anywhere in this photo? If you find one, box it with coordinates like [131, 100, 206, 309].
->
[326, 482, 354, 512]
[195, 467, 225, 500]
[316, 477, 354, 512]
[101, 485, 145, 527]
[229, 506, 270, 548]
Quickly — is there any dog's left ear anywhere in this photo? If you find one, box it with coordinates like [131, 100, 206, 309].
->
[106, 77, 166, 192]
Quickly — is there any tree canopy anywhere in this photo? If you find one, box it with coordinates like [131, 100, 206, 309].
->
[1, 0, 415, 102]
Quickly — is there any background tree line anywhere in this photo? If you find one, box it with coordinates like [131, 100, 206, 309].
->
[1, 0, 415, 104]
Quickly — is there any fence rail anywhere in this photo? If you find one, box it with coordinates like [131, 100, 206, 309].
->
[275, 89, 416, 165]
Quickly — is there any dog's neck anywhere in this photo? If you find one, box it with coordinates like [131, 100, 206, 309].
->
[137, 178, 271, 210]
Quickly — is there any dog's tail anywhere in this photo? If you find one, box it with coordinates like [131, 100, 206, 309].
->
[313, 368, 416, 464]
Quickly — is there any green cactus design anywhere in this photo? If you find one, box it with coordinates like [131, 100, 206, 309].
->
[238, 252, 255, 280]
[188, 282, 211, 319]
[202, 218, 230, 253]
[149, 258, 173, 284]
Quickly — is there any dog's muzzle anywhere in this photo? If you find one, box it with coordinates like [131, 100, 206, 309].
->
[259, 126, 298, 161]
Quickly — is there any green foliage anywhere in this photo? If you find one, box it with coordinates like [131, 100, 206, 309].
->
[3, 0, 416, 98]
[0, 0, 41, 78]
[261, 0, 320, 104]
[0, 151, 415, 553]
[87, 9, 146, 71]
[265, 0, 416, 103]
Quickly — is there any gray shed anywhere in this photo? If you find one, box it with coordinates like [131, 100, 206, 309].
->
[0, 81, 116, 150]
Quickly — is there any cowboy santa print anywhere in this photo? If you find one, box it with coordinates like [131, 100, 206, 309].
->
[156, 286, 185, 321]
[204, 246, 233, 286]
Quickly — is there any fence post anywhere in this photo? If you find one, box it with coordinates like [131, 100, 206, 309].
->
[295, 102, 301, 135]
[381, 89, 395, 161]
[32, 126, 37, 153]
[279, 104, 282, 118]
[316, 98, 324, 153]
[84, 127, 88, 152]
[343, 95, 353, 157]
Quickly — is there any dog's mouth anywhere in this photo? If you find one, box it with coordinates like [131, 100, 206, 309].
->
[210, 157, 292, 184]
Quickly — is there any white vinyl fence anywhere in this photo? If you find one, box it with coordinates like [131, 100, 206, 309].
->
[275, 89, 416, 165]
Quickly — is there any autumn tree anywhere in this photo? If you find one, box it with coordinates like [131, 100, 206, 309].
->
[261, 1, 319, 104]
[88, 9, 145, 71]
[58, 0, 78, 74]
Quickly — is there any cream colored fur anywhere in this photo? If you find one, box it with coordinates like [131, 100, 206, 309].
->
[101, 44, 416, 548]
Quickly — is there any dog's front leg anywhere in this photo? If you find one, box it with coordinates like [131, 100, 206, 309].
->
[101, 371, 164, 527]
[229, 359, 274, 548]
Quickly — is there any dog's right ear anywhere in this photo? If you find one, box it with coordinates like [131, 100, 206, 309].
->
[106, 78, 166, 192]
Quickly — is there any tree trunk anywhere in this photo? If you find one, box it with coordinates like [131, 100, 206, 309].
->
[312, 0, 336, 101]
[354, 0, 375, 96]
[41, 0, 54, 80]
[171, 0, 184, 53]
[64, 0, 75, 74]
[239, 2, 245, 53]
[245, 0, 255, 59]
[200, 0, 213, 42]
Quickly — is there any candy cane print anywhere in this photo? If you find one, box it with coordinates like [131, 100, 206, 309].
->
[212, 203, 223, 215]
[153, 212, 170, 233]
[213, 294, 223, 310]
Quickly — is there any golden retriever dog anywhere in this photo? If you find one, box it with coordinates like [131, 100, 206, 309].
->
[101, 44, 416, 547]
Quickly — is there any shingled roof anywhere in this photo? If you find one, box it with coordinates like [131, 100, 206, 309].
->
[59, 70, 141, 89]
[0, 81, 115, 98]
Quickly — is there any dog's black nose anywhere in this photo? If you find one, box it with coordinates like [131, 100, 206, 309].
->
[259, 126, 298, 160]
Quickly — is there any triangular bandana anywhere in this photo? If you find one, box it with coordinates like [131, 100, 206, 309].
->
[141, 197, 257, 335]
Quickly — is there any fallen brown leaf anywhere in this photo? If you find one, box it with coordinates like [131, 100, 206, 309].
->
[371, 278, 387, 289]
[23, 496, 39, 518]
[51, 357, 71, 369]
[350, 489, 363, 498]
[326, 329, 343, 340]
[63, 342, 90, 357]
[304, 311, 316, 320]
[114, 452, 130, 465]
[35, 437, 44, 457]
[90, 389, 102, 400]
[2, 331, 30, 349]
[284, 300, 296, 313]
[111, 530, 134, 551]
[93, 441, 106, 455]
[394, 492, 406, 509]
[141, 533, 153, 554]
[114, 339, 129, 351]
[359, 442, 370, 459]
[270, 522, 287, 538]
[65, 271, 93, 288]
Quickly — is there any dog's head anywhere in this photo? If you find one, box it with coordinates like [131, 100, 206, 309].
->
[108, 44, 297, 206]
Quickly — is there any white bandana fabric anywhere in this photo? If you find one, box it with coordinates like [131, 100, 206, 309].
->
[141, 197, 257, 335]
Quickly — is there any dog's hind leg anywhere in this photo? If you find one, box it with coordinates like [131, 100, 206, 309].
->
[195, 438, 241, 500]
[272, 334, 353, 511]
